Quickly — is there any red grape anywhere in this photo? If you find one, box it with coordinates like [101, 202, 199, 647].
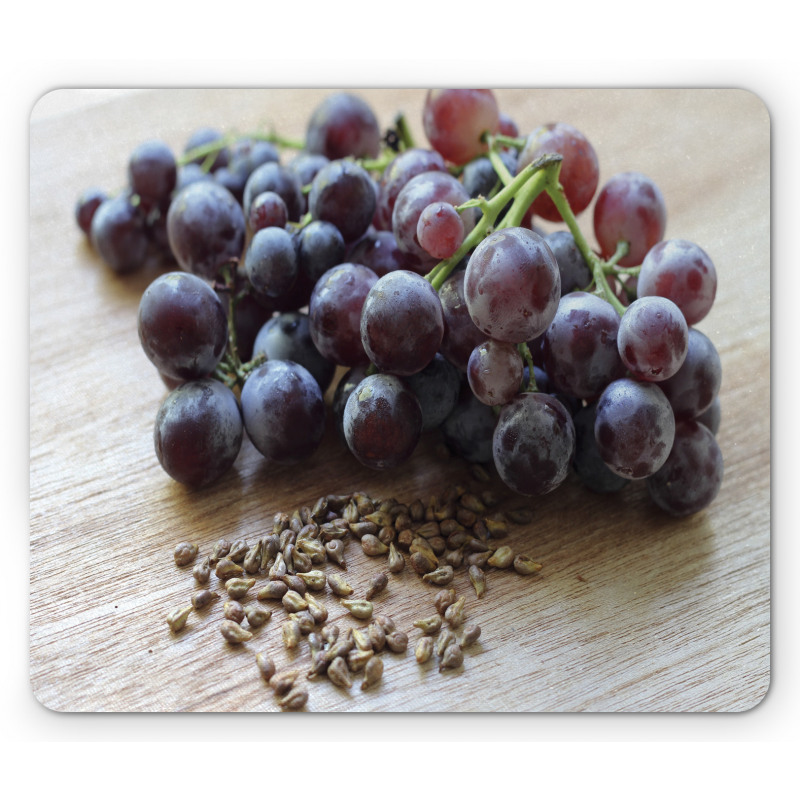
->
[416, 201, 465, 260]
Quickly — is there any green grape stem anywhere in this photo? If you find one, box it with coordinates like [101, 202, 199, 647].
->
[518, 342, 538, 393]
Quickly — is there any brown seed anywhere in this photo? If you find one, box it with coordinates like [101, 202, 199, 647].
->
[340, 598, 373, 620]
[439, 642, 464, 671]
[225, 577, 256, 599]
[394, 512, 412, 532]
[444, 596, 466, 628]
[433, 588, 457, 616]
[324, 631, 355, 663]
[166, 605, 192, 633]
[415, 637, 434, 664]
[351, 627, 372, 651]
[282, 543, 296, 573]
[368, 621, 386, 652]
[311, 496, 329, 523]
[269, 669, 299, 695]
[255, 651, 276, 681]
[480, 489, 502, 508]
[173, 542, 198, 567]
[215, 557, 244, 581]
[413, 614, 443, 635]
[243, 540, 263, 574]
[272, 511, 290, 535]
[360, 534, 388, 557]
[192, 556, 211, 584]
[327, 574, 354, 597]
[221, 619, 253, 644]
[223, 601, 245, 623]
[427, 536, 447, 556]
[410, 550, 438, 575]
[347, 647, 374, 673]
[446, 530, 470, 549]
[281, 574, 306, 595]
[514, 555, 543, 575]
[459, 493, 486, 514]
[304, 593, 329, 625]
[257, 580, 289, 601]
[290, 610, 316, 635]
[468, 565, 486, 598]
[282, 590, 308, 613]
[282, 619, 302, 649]
[325, 539, 346, 566]
[466, 536, 489, 553]
[365, 572, 388, 601]
[439, 518, 464, 536]
[484, 516, 509, 538]
[361, 655, 384, 690]
[387, 543, 405, 573]
[354, 493, 374, 516]
[460, 623, 482, 647]
[268, 551, 287, 580]
[349, 520, 378, 539]
[436, 629, 455, 658]
[487, 545, 514, 569]
[470, 463, 492, 482]
[408, 498, 425, 522]
[374, 614, 396, 634]
[422, 565, 455, 586]
[506, 507, 534, 525]
[191, 589, 219, 610]
[295, 570, 326, 592]
[415, 521, 440, 539]
[278, 685, 308, 711]
[296, 538, 326, 563]
[209, 538, 232, 565]
[364, 510, 394, 529]
[384, 630, 408, 654]
[261, 535, 280, 571]
[245, 604, 272, 628]
[444, 549, 464, 569]
[292, 549, 314, 574]
[327, 656, 353, 689]
[456, 508, 478, 527]
[320, 624, 340, 646]
[228, 539, 249, 563]
[396, 529, 414, 550]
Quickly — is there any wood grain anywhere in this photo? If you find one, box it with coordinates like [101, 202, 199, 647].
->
[29, 88, 770, 712]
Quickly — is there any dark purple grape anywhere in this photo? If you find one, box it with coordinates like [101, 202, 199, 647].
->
[248, 191, 288, 232]
[305, 92, 381, 161]
[75, 187, 107, 236]
[287, 151, 330, 187]
[404, 352, 462, 431]
[183, 127, 229, 172]
[175, 163, 214, 192]
[422, 89, 499, 165]
[343, 374, 422, 470]
[308, 263, 378, 366]
[252, 311, 336, 393]
[244, 226, 298, 300]
[492, 392, 576, 496]
[166, 181, 246, 280]
[461, 150, 518, 201]
[417, 201, 465, 259]
[347, 229, 421, 277]
[243, 162, 304, 223]
[657, 328, 722, 421]
[464, 227, 561, 343]
[516, 123, 599, 222]
[138, 271, 229, 381]
[617, 296, 689, 381]
[572, 403, 630, 494]
[296, 220, 346, 284]
[360, 270, 444, 376]
[154, 378, 243, 488]
[392, 171, 476, 270]
[637, 239, 717, 325]
[240, 360, 325, 464]
[544, 230, 593, 294]
[594, 171, 666, 267]
[440, 389, 497, 464]
[226, 289, 273, 363]
[128, 140, 177, 212]
[308, 159, 377, 243]
[467, 339, 524, 406]
[541, 292, 626, 400]
[439, 271, 487, 372]
[647, 420, 723, 516]
[332, 364, 370, 441]
[696, 395, 721, 436]
[215, 139, 281, 204]
[374, 148, 447, 231]
[594, 378, 675, 479]
[90, 192, 149, 274]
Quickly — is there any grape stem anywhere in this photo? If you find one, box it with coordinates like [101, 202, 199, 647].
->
[518, 342, 538, 392]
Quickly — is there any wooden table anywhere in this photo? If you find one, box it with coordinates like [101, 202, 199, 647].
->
[29, 88, 770, 713]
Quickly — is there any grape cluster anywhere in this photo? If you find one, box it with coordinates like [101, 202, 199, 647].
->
[77, 89, 724, 517]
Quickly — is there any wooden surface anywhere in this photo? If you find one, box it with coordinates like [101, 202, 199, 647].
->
[29, 88, 770, 713]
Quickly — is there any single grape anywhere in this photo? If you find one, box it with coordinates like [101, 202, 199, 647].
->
[464, 227, 561, 343]
[422, 89, 500, 165]
[75, 187, 107, 236]
[166, 180, 246, 280]
[617, 296, 689, 381]
[331, 364, 370, 441]
[347, 229, 422, 277]
[404, 352, 462, 431]
[467, 339, 524, 406]
[416, 201, 465, 259]
[657, 327, 722, 421]
[343, 374, 422, 470]
[215, 138, 281, 203]
[154, 378, 243, 488]
[128, 139, 177, 212]
[138, 271, 229, 381]
[308, 159, 377, 243]
[308, 263, 378, 366]
[497, 111, 519, 139]
[373, 148, 447, 231]
[183, 127, 229, 172]
[594, 378, 676, 479]
[647, 420, 723, 516]
[248, 191, 288, 232]
[242, 161, 304, 223]
[593, 171, 667, 266]
[305, 92, 381, 161]
[460, 150, 518, 201]
[244, 226, 298, 300]
[175, 163, 214, 192]
[240, 360, 325, 464]
[360, 270, 444, 376]
[90, 192, 150, 274]
[286, 152, 330, 215]
[572, 403, 631, 494]
[440, 389, 497, 464]
[543, 230, 593, 294]
[492, 392, 576, 496]
[296, 220, 346, 284]
[541, 291, 626, 399]
[637, 239, 717, 325]
[696, 395, 721, 436]
[252, 311, 336, 393]
[438, 271, 488, 372]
